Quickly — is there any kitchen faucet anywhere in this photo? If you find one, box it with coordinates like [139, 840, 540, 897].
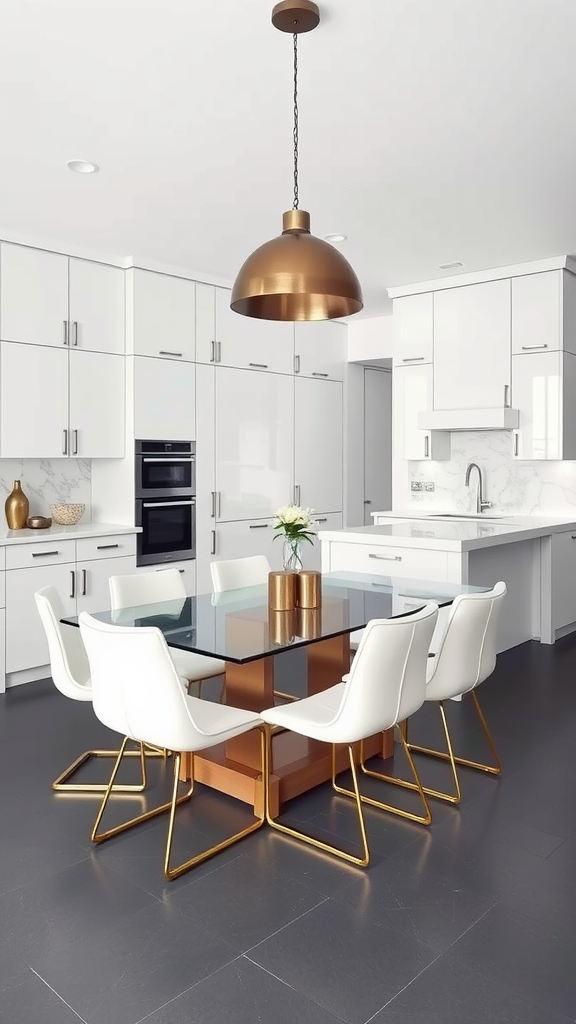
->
[465, 462, 491, 514]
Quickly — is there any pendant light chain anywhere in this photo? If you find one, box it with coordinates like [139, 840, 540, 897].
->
[292, 30, 299, 210]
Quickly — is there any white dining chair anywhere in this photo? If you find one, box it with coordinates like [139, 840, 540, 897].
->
[260, 603, 439, 867]
[79, 611, 265, 879]
[396, 581, 507, 805]
[210, 555, 271, 593]
[34, 587, 157, 792]
[109, 568, 225, 696]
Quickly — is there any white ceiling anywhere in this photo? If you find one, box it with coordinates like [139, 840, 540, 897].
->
[1, 0, 575, 317]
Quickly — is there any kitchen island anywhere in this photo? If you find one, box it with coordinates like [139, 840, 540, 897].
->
[319, 513, 576, 651]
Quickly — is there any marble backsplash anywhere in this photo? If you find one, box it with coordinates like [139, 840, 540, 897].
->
[0, 459, 91, 519]
[407, 431, 576, 515]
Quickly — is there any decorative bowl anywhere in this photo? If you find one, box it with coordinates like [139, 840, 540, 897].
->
[26, 516, 52, 529]
[50, 503, 86, 526]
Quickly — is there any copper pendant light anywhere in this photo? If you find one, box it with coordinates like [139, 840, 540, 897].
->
[231, 0, 363, 322]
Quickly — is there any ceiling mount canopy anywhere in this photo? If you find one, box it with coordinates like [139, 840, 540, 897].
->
[231, 0, 363, 322]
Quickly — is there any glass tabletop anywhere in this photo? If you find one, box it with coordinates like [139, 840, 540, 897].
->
[62, 571, 489, 665]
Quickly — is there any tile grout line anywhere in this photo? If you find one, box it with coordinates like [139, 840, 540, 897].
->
[132, 955, 247, 1024]
[243, 894, 330, 955]
[239, 954, 349, 1024]
[29, 967, 89, 1024]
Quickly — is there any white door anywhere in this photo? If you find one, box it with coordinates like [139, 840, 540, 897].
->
[134, 356, 196, 440]
[214, 287, 294, 375]
[69, 259, 125, 354]
[294, 321, 346, 380]
[433, 280, 511, 410]
[295, 377, 343, 513]
[0, 243, 69, 348]
[5, 562, 76, 673]
[132, 269, 195, 360]
[69, 351, 125, 458]
[0, 342, 69, 458]
[363, 368, 392, 523]
[392, 293, 433, 365]
[511, 351, 567, 460]
[394, 363, 434, 461]
[76, 555, 137, 614]
[215, 367, 294, 521]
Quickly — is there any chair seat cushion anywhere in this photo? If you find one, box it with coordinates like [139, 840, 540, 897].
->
[261, 683, 348, 742]
[182, 696, 262, 749]
[169, 649, 225, 683]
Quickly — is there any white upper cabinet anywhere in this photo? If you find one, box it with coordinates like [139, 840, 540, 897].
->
[69, 259, 125, 354]
[294, 377, 343, 512]
[511, 351, 576, 460]
[69, 351, 125, 458]
[512, 270, 576, 357]
[294, 321, 345, 380]
[1, 343, 69, 458]
[215, 366, 294, 521]
[133, 356, 196, 441]
[0, 243, 68, 347]
[433, 280, 511, 410]
[130, 269, 195, 360]
[392, 293, 433, 366]
[393, 363, 450, 461]
[196, 284, 294, 374]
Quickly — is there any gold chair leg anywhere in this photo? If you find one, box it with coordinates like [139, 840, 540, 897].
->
[52, 744, 165, 793]
[91, 737, 193, 844]
[369, 706, 462, 806]
[264, 728, 370, 867]
[164, 729, 266, 880]
[336, 727, 433, 824]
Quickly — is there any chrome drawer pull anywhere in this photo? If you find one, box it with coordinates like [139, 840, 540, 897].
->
[249, 362, 268, 369]
[368, 553, 402, 561]
[143, 500, 194, 508]
[401, 356, 424, 362]
[159, 350, 183, 357]
[32, 550, 60, 557]
[312, 372, 329, 377]
[521, 344, 548, 350]
[249, 523, 269, 529]
[97, 543, 120, 550]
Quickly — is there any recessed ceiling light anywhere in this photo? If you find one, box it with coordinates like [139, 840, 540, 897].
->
[66, 159, 99, 174]
[323, 233, 347, 243]
[439, 261, 464, 270]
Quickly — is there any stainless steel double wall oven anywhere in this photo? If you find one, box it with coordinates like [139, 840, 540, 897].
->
[135, 440, 196, 566]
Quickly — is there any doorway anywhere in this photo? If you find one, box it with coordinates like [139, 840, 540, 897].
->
[363, 367, 392, 524]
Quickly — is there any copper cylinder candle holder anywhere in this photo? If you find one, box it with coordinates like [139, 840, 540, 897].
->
[296, 606, 322, 640]
[296, 570, 321, 608]
[268, 609, 296, 646]
[268, 570, 297, 611]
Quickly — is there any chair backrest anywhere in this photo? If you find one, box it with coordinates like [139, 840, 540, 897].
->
[327, 603, 438, 744]
[34, 587, 91, 701]
[109, 568, 187, 612]
[426, 582, 507, 700]
[79, 611, 209, 750]
[211, 555, 271, 593]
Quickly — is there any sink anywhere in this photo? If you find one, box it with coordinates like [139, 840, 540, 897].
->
[427, 513, 512, 521]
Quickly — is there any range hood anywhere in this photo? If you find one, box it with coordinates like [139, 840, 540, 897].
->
[418, 407, 519, 431]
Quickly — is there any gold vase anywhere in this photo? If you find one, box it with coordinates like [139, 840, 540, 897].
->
[5, 479, 30, 530]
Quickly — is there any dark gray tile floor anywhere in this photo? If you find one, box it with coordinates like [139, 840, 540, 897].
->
[1, 637, 576, 1023]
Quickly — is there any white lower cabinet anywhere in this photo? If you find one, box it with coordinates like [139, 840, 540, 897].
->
[135, 559, 196, 597]
[325, 540, 449, 582]
[308, 513, 342, 570]
[294, 377, 343, 512]
[551, 530, 576, 631]
[511, 351, 576, 460]
[133, 356, 196, 441]
[393, 363, 450, 461]
[76, 555, 137, 614]
[6, 560, 77, 673]
[210, 519, 282, 576]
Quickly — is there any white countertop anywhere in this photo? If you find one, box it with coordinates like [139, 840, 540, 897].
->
[319, 512, 576, 553]
[0, 522, 141, 547]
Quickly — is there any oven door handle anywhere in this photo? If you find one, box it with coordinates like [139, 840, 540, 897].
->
[142, 500, 195, 508]
[141, 457, 195, 463]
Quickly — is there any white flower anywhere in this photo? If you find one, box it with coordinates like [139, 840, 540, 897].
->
[273, 505, 317, 533]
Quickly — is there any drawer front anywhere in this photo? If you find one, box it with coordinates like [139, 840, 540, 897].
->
[328, 541, 449, 582]
[6, 539, 76, 571]
[76, 533, 138, 563]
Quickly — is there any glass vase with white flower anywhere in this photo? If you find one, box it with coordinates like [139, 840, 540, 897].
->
[273, 505, 317, 572]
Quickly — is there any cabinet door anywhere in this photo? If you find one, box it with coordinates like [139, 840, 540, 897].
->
[132, 269, 195, 360]
[134, 356, 196, 441]
[511, 271, 561, 356]
[195, 363, 216, 596]
[215, 367, 294, 520]
[294, 321, 345, 380]
[511, 350, 576, 460]
[433, 280, 511, 409]
[212, 519, 282, 569]
[214, 287, 294, 375]
[69, 259, 125, 354]
[69, 351, 125, 458]
[0, 342, 69, 457]
[551, 531, 576, 631]
[294, 377, 343, 513]
[195, 282, 216, 365]
[0, 243, 69, 348]
[5, 562, 76, 673]
[136, 560, 196, 596]
[393, 363, 449, 461]
[392, 293, 433, 365]
[76, 555, 137, 615]
[308, 512, 343, 570]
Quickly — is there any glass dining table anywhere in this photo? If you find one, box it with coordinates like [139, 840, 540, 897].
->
[63, 571, 488, 817]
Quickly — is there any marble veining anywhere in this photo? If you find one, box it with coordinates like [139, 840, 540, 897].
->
[406, 431, 576, 515]
[0, 459, 91, 518]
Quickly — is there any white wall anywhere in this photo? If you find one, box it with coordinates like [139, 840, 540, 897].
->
[347, 315, 394, 363]
[0, 459, 91, 518]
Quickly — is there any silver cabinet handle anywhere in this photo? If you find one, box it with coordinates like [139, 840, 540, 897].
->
[142, 457, 194, 463]
[521, 344, 548, 350]
[249, 362, 268, 369]
[316, 517, 327, 523]
[32, 550, 60, 558]
[155, 566, 186, 573]
[571, 536, 576, 540]
[401, 356, 425, 362]
[81, 568, 87, 596]
[72, 321, 78, 346]
[63, 321, 69, 346]
[217, 491, 221, 518]
[369, 553, 402, 561]
[217, 341, 222, 363]
[424, 434, 430, 458]
[249, 523, 269, 529]
[312, 372, 329, 377]
[62, 429, 68, 455]
[72, 429, 78, 455]
[513, 432, 519, 457]
[210, 340, 215, 363]
[210, 491, 216, 518]
[70, 569, 75, 598]
[504, 384, 509, 408]
[294, 354, 300, 374]
[143, 500, 195, 508]
[97, 543, 119, 550]
[364, 499, 372, 505]
[294, 485, 301, 505]
[159, 350, 183, 357]
[211, 530, 216, 555]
